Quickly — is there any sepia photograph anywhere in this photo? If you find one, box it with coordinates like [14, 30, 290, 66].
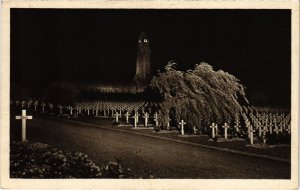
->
[0, 1, 299, 190]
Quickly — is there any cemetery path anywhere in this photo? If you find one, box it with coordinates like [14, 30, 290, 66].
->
[11, 117, 290, 179]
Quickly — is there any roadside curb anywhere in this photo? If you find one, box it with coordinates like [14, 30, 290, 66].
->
[53, 117, 290, 164]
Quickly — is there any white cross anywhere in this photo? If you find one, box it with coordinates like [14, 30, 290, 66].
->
[115, 112, 121, 123]
[27, 101, 32, 109]
[222, 123, 230, 139]
[21, 101, 26, 108]
[268, 123, 273, 135]
[58, 105, 63, 115]
[143, 112, 149, 127]
[135, 111, 140, 123]
[154, 112, 159, 127]
[256, 123, 262, 137]
[125, 111, 130, 123]
[15, 110, 33, 141]
[166, 117, 171, 130]
[262, 126, 268, 137]
[214, 123, 219, 135]
[285, 124, 291, 134]
[134, 113, 140, 128]
[210, 123, 216, 138]
[49, 103, 54, 110]
[234, 124, 240, 132]
[179, 120, 186, 135]
[249, 125, 255, 145]
[69, 106, 73, 115]
[34, 101, 38, 111]
[246, 122, 251, 138]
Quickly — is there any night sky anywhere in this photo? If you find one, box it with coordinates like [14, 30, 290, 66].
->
[10, 9, 291, 106]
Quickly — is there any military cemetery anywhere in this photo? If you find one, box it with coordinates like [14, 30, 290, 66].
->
[8, 8, 292, 180]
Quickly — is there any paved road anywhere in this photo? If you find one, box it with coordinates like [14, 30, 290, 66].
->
[11, 117, 290, 178]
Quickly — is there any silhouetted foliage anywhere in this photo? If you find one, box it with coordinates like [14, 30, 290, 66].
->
[150, 61, 248, 128]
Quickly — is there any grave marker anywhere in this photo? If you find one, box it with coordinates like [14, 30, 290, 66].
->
[58, 105, 63, 115]
[125, 111, 130, 123]
[15, 110, 32, 141]
[143, 112, 149, 127]
[115, 112, 120, 123]
[34, 101, 38, 111]
[249, 125, 255, 145]
[210, 123, 216, 138]
[154, 112, 159, 127]
[166, 117, 171, 130]
[179, 120, 186, 135]
[286, 124, 291, 134]
[222, 123, 230, 139]
[21, 100, 26, 108]
[262, 126, 268, 137]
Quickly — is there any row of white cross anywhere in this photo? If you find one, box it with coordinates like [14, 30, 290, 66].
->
[14, 108, 291, 145]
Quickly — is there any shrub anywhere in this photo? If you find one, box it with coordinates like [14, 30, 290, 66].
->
[10, 141, 130, 178]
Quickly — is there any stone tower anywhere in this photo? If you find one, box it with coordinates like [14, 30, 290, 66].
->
[134, 32, 151, 84]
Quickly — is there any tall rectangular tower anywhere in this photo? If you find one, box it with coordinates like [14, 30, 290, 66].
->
[134, 32, 151, 84]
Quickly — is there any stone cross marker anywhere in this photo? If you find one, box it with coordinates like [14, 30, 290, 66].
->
[136, 111, 140, 123]
[234, 124, 240, 132]
[214, 123, 219, 135]
[68, 106, 73, 115]
[15, 110, 33, 141]
[166, 117, 171, 130]
[115, 112, 121, 123]
[258, 124, 262, 137]
[49, 103, 54, 111]
[179, 120, 186, 135]
[154, 112, 159, 127]
[21, 100, 26, 108]
[58, 105, 63, 115]
[143, 112, 149, 127]
[273, 127, 280, 134]
[222, 123, 230, 139]
[279, 122, 284, 133]
[286, 124, 291, 134]
[134, 113, 140, 128]
[268, 123, 273, 135]
[125, 111, 130, 123]
[249, 125, 255, 145]
[34, 101, 38, 111]
[27, 101, 32, 109]
[246, 122, 251, 138]
[210, 123, 216, 138]
[274, 122, 279, 134]
[262, 126, 268, 137]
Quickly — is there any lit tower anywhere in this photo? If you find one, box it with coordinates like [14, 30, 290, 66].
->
[134, 32, 151, 84]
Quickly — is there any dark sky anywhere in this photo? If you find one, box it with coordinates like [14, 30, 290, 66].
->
[11, 9, 291, 106]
